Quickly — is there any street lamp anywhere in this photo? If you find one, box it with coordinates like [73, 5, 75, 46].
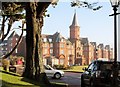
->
[110, 0, 120, 6]
[109, 0, 120, 86]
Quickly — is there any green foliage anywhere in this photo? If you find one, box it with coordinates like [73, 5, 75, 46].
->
[0, 59, 2, 66]
[2, 2, 25, 19]
[71, 0, 102, 11]
[9, 55, 24, 65]
[53, 65, 70, 70]
[2, 59, 10, 66]
[1, 2, 25, 23]
[0, 2, 25, 43]
[64, 65, 88, 72]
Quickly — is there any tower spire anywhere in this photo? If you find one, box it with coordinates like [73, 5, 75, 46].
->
[74, 9, 76, 14]
[71, 10, 79, 26]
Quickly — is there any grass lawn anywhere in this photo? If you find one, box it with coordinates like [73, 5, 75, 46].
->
[0, 65, 88, 87]
[64, 65, 88, 73]
[0, 68, 67, 87]
[1, 70, 46, 87]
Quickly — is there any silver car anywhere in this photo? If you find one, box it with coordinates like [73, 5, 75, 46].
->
[44, 65, 64, 79]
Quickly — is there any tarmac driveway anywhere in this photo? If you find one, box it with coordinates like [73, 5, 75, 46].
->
[49, 72, 81, 87]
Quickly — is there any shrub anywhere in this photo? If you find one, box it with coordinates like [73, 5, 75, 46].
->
[53, 65, 70, 70]
[2, 59, 10, 71]
[0, 59, 2, 66]
[9, 55, 24, 66]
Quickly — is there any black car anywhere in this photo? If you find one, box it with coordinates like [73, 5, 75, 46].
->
[81, 60, 120, 87]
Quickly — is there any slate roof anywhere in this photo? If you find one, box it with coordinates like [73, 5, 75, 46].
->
[80, 38, 89, 45]
[42, 32, 72, 44]
[71, 11, 79, 27]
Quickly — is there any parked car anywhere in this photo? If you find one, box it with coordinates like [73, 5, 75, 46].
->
[44, 65, 64, 79]
[81, 60, 120, 87]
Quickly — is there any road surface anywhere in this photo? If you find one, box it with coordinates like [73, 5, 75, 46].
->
[49, 72, 82, 87]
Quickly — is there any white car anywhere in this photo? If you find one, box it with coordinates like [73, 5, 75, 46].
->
[44, 65, 64, 79]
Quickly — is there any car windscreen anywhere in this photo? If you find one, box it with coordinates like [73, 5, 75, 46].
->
[44, 65, 52, 70]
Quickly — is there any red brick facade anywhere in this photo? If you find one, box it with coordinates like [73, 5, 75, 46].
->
[6, 31, 26, 58]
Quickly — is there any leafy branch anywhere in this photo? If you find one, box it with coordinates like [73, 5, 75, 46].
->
[71, 0, 102, 11]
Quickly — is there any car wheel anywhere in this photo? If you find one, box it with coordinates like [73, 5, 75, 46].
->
[81, 76, 85, 87]
[54, 73, 61, 79]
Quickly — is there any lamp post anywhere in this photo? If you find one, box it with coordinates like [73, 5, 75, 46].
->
[109, 0, 120, 86]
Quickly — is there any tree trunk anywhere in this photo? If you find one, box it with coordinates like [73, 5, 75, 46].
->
[22, 2, 34, 79]
[23, 2, 51, 85]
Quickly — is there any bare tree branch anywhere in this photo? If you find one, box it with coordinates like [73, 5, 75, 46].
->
[1, 17, 13, 41]
[2, 21, 25, 59]
[71, 0, 102, 11]
[1, 16, 5, 40]
[0, 2, 25, 42]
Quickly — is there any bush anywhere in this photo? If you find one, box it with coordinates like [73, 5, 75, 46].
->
[0, 59, 2, 66]
[53, 65, 70, 70]
[2, 59, 10, 71]
[9, 55, 24, 66]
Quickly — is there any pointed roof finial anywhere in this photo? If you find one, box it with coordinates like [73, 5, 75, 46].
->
[71, 9, 79, 26]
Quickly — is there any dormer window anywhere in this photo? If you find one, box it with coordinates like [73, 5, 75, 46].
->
[61, 39, 64, 42]
[60, 44, 64, 48]
[49, 38, 52, 42]
[43, 38, 47, 42]
[50, 43, 53, 48]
